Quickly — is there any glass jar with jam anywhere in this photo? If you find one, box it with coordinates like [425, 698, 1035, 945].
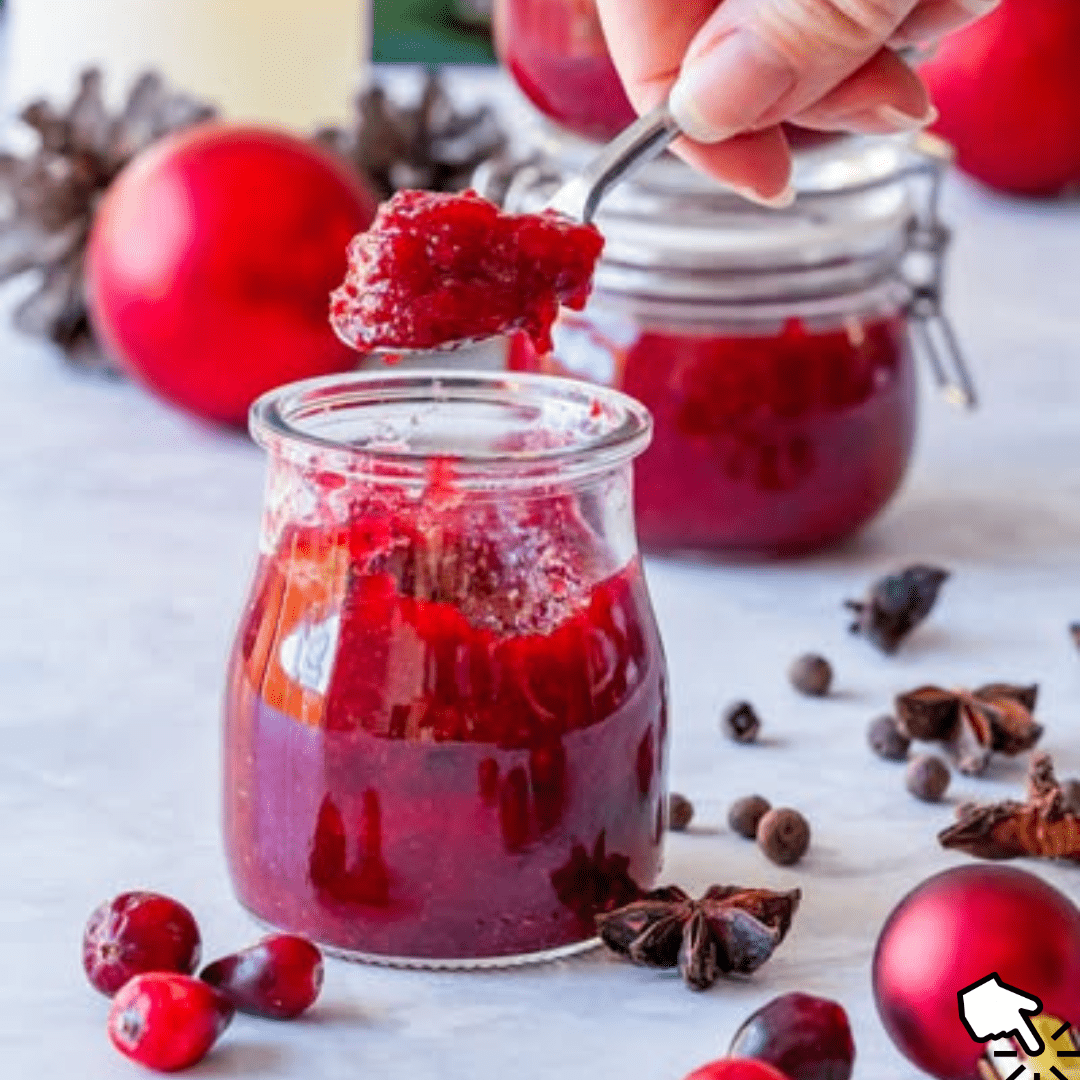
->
[484, 132, 975, 557]
[223, 368, 668, 966]
[493, 0, 636, 141]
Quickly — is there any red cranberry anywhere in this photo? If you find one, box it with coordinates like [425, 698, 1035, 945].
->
[728, 992, 855, 1080]
[107, 973, 233, 1071]
[200, 935, 323, 1019]
[685, 1059, 792, 1080]
[83, 892, 201, 996]
[873, 865, 1080, 1080]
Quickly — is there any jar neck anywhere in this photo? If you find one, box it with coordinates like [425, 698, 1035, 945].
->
[249, 368, 652, 495]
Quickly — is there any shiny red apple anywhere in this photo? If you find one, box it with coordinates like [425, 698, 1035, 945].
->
[922, 0, 1080, 196]
[87, 124, 378, 426]
[873, 864, 1080, 1080]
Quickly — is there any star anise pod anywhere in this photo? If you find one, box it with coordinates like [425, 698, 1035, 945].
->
[313, 70, 507, 203]
[895, 682, 1042, 776]
[844, 564, 949, 653]
[0, 69, 215, 370]
[939, 752, 1080, 861]
[595, 883, 800, 991]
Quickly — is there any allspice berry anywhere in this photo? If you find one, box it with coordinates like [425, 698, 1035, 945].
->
[868, 714, 910, 761]
[906, 754, 950, 802]
[789, 653, 833, 697]
[728, 795, 771, 839]
[757, 807, 811, 865]
[722, 701, 761, 743]
[668, 792, 695, 831]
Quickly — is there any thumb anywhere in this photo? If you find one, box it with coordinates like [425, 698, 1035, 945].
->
[668, 0, 918, 143]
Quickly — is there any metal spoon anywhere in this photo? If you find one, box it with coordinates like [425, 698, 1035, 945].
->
[543, 101, 681, 223]
[347, 104, 683, 359]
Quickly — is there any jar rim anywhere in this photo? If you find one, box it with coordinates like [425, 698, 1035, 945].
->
[249, 367, 653, 488]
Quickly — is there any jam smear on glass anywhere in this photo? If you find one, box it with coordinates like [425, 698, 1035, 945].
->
[329, 189, 604, 356]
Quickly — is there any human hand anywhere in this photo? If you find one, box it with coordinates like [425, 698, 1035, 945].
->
[594, 0, 1001, 204]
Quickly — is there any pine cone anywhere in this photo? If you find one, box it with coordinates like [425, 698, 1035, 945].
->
[0, 69, 215, 371]
[313, 70, 507, 202]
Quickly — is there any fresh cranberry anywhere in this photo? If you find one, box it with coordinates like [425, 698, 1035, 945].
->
[200, 935, 324, 1020]
[728, 992, 855, 1080]
[330, 189, 604, 355]
[83, 892, 201, 996]
[685, 1059, 792, 1080]
[107, 973, 233, 1071]
[873, 865, 1080, 1080]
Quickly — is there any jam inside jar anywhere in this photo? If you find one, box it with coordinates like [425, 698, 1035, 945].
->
[512, 309, 917, 555]
[493, 0, 636, 141]
[224, 369, 668, 965]
[492, 132, 974, 556]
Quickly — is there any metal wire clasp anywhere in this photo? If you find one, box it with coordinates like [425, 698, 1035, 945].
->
[904, 134, 978, 410]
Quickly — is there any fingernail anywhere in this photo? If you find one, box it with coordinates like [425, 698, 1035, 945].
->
[957, 0, 1001, 13]
[669, 30, 797, 144]
[728, 183, 796, 210]
[876, 103, 940, 132]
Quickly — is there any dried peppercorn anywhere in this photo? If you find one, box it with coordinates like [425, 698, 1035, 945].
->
[722, 701, 762, 743]
[868, 715, 910, 761]
[789, 654, 833, 697]
[906, 755, 950, 802]
[668, 793, 695, 831]
[757, 808, 811, 866]
[728, 795, 771, 839]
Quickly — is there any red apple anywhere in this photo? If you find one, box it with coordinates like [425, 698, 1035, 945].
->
[87, 124, 378, 426]
[921, 0, 1080, 196]
[873, 865, 1080, 1080]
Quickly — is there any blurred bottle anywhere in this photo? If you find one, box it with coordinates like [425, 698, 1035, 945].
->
[5, 0, 373, 129]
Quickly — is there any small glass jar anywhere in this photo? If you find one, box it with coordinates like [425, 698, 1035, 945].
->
[486, 132, 975, 556]
[493, 0, 636, 141]
[223, 367, 668, 966]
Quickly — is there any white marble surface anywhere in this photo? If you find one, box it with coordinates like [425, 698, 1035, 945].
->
[3, 76, 1080, 1080]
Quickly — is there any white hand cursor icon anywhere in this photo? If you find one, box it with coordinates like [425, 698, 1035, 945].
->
[958, 973, 1045, 1057]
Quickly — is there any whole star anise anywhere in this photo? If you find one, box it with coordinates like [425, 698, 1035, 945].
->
[845, 564, 949, 653]
[0, 69, 215, 369]
[940, 752, 1080, 862]
[595, 883, 800, 991]
[896, 682, 1042, 776]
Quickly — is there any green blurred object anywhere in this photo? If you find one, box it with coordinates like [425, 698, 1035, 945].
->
[374, 0, 496, 64]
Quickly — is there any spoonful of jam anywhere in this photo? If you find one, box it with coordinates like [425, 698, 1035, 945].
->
[330, 103, 681, 356]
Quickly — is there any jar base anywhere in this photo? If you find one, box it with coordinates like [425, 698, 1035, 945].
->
[246, 910, 601, 970]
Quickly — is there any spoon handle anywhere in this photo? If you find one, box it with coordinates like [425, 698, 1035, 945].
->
[545, 103, 681, 224]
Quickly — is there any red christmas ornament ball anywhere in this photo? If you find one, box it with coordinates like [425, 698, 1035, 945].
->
[87, 123, 378, 426]
[921, 0, 1080, 196]
[873, 864, 1080, 1080]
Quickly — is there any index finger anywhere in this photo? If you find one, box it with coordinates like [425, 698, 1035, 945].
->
[594, 0, 718, 109]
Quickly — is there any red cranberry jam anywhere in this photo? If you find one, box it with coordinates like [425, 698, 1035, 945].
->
[495, 0, 637, 142]
[330, 189, 603, 356]
[225, 372, 666, 964]
[512, 314, 917, 556]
